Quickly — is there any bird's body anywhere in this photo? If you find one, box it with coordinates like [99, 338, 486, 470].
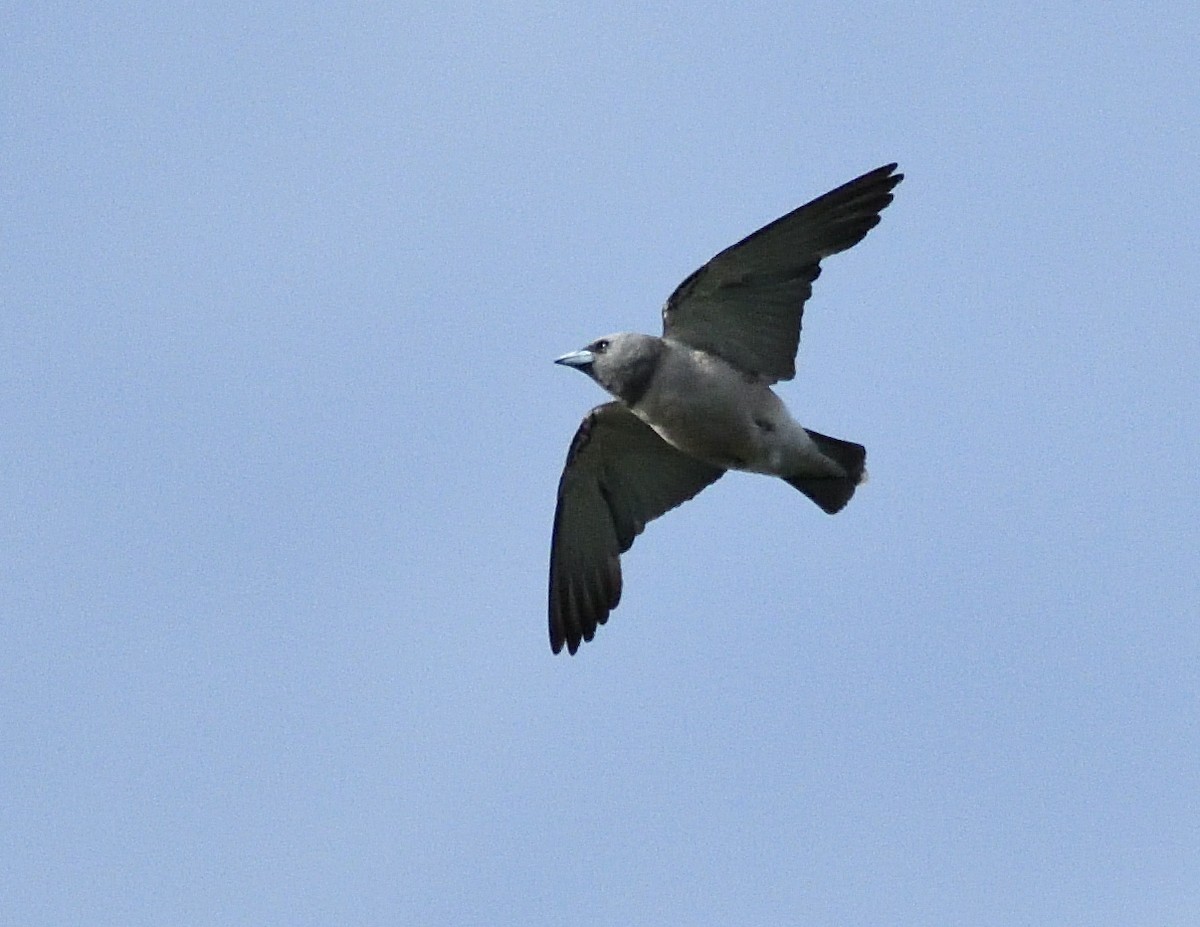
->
[548, 163, 903, 654]
[629, 338, 836, 480]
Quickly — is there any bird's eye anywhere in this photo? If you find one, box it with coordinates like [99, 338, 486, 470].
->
[594, 339, 609, 353]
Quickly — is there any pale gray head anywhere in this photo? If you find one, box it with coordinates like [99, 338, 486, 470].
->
[554, 332, 665, 406]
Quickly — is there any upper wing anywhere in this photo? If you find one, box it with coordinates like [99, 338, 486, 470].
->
[661, 163, 902, 382]
[549, 402, 724, 655]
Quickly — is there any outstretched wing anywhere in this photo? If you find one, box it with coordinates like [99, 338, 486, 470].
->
[549, 402, 724, 654]
[662, 163, 902, 382]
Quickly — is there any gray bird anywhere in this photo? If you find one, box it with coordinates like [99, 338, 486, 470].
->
[549, 163, 903, 655]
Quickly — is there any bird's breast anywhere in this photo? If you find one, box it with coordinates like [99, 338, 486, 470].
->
[632, 349, 779, 470]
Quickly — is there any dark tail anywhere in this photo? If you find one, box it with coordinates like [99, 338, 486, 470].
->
[783, 430, 867, 514]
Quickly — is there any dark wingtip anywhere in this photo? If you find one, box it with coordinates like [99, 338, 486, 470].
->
[857, 162, 904, 197]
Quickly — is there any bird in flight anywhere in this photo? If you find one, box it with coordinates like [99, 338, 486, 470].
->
[549, 163, 903, 655]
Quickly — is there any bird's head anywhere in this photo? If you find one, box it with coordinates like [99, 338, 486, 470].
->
[554, 333, 664, 406]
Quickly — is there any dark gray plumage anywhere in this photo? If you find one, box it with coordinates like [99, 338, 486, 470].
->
[550, 163, 903, 655]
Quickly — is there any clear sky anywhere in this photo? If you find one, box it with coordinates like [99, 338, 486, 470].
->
[4, 3, 1198, 925]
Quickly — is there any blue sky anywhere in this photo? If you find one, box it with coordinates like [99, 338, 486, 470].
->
[4, 3, 1198, 925]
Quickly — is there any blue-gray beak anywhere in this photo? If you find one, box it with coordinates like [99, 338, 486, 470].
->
[554, 349, 595, 369]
